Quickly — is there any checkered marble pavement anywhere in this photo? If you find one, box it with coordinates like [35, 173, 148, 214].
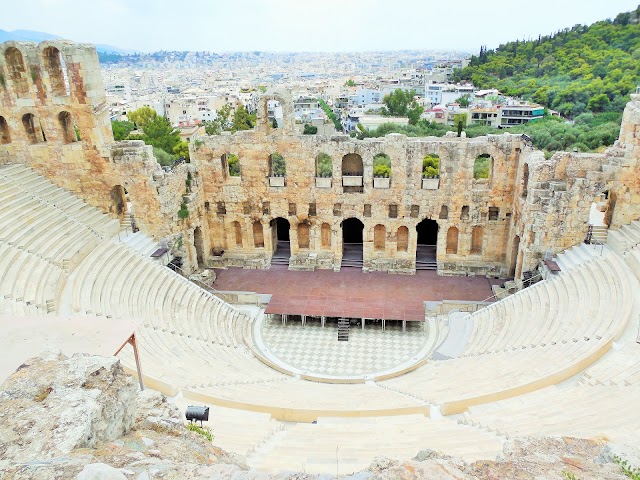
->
[260, 318, 428, 376]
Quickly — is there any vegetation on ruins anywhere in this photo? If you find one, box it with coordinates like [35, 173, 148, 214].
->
[270, 153, 286, 176]
[111, 120, 135, 141]
[303, 123, 318, 134]
[204, 104, 256, 135]
[178, 199, 189, 220]
[318, 98, 342, 131]
[422, 154, 440, 178]
[474, 154, 491, 179]
[381, 89, 424, 125]
[373, 153, 391, 178]
[127, 106, 157, 130]
[614, 455, 640, 480]
[152, 147, 174, 166]
[227, 153, 240, 176]
[186, 422, 213, 442]
[316, 152, 332, 177]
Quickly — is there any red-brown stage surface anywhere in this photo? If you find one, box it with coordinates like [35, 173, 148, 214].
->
[214, 266, 502, 321]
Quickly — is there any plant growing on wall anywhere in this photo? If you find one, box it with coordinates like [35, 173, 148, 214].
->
[186, 171, 193, 192]
[178, 200, 189, 219]
[227, 154, 240, 176]
[271, 153, 286, 176]
[422, 154, 440, 178]
[373, 153, 391, 178]
[316, 152, 332, 177]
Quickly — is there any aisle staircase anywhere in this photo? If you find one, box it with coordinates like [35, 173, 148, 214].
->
[338, 318, 350, 341]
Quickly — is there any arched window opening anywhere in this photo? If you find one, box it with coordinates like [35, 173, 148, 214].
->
[461, 206, 469, 220]
[232, 221, 242, 246]
[316, 152, 332, 177]
[0, 116, 11, 144]
[446, 227, 459, 255]
[342, 153, 363, 175]
[253, 221, 264, 248]
[422, 154, 440, 178]
[58, 111, 75, 144]
[471, 226, 484, 254]
[22, 113, 44, 144]
[43, 46, 70, 97]
[268, 152, 286, 176]
[439, 205, 449, 219]
[321, 223, 331, 249]
[297, 222, 310, 249]
[474, 153, 492, 180]
[397, 226, 409, 252]
[373, 153, 391, 178]
[222, 153, 240, 177]
[5, 47, 29, 98]
[374, 224, 386, 251]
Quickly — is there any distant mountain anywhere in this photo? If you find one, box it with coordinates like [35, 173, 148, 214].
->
[0, 29, 130, 53]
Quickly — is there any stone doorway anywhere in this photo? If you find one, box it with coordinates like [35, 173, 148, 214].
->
[416, 219, 438, 270]
[341, 218, 364, 268]
[271, 218, 291, 265]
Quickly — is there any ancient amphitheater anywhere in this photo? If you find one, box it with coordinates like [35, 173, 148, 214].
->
[1, 40, 640, 476]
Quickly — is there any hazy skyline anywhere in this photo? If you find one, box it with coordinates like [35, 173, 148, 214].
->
[2, 0, 638, 53]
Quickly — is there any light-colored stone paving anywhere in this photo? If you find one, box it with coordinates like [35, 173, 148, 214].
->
[261, 318, 427, 376]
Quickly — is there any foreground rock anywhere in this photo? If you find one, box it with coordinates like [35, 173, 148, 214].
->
[0, 352, 638, 479]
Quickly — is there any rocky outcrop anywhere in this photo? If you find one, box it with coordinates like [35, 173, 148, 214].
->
[0, 352, 637, 479]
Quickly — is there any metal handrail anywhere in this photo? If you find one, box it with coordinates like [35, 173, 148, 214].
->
[458, 271, 545, 314]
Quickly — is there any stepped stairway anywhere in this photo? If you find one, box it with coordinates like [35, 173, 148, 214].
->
[415, 244, 437, 270]
[337, 318, 349, 341]
[270, 241, 290, 266]
[607, 220, 640, 254]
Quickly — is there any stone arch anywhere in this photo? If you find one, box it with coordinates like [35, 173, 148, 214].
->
[22, 113, 44, 144]
[231, 221, 243, 246]
[0, 116, 10, 144]
[297, 222, 310, 249]
[342, 153, 363, 176]
[268, 152, 286, 177]
[253, 220, 264, 248]
[473, 153, 493, 180]
[42, 46, 70, 97]
[194, 226, 205, 267]
[397, 226, 409, 252]
[58, 111, 76, 144]
[256, 91, 294, 133]
[110, 185, 127, 216]
[439, 205, 449, 219]
[321, 223, 332, 249]
[373, 224, 386, 251]
[4, 46, 30, 98]
[446, 226, 459, 255]
[315, 152, 332, 177]
[471, 226, 484, 254]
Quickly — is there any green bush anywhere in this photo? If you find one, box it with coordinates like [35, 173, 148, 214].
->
[227, 154, 240, 176]
[270, 153, 286, 176]
[316, 152, 332, 177]
[303, 123, 318, 135]
[373, 153, 391, 177]
[474, 154, 491, 179]
[186, 422, 213, 442]
[422, 154, 440, 177]
[153, 147, 174, 167]
[178, 201, 189, 219]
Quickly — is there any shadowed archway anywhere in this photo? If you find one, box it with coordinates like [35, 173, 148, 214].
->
[341, 218, 364, 268]
[416, 219, 438, 270]
[270, 217, 291, 265]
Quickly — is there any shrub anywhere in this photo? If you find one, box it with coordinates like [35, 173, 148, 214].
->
[178, 201, 189, 219]
[373, 153, 391, 177]
[316, 152, 332, 177]
[271, 153, 286, 176]
[422, 154, 440, 177]
[153, 147, 174, 167]
[227, 154, 240, 176]
[474, 154, 491, 179]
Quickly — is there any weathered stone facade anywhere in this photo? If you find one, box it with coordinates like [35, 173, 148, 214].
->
[1, 41, 639, 279]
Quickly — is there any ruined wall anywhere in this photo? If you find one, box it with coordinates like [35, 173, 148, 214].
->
[0, 41, 191, 256]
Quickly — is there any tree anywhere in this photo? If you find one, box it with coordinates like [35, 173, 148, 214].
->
[455, 94, 472, 107]
[127, 106, 157, 130]
[204, 104, 233, 135]
[316, 152, 332, 177]
[231, 106, 256, 132]
[407, 103, 424, 125]
[422, 154, 440, 177]
[345, 79, 356, 87]
[303, 124, 318, 134]
[227, 154, 240, 176]
[111, 120, 134, 141]
[153, 146, 174, 166]
[141, 116, 180, 156]
[382, 89, 415, 116]
[587, 93, 610, 112]
[173, 141, 190, 160]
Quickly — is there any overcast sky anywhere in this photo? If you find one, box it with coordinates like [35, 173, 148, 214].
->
[2, 0, 638, 53]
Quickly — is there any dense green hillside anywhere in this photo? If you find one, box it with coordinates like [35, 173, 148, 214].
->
[453, 7, 640, 118]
